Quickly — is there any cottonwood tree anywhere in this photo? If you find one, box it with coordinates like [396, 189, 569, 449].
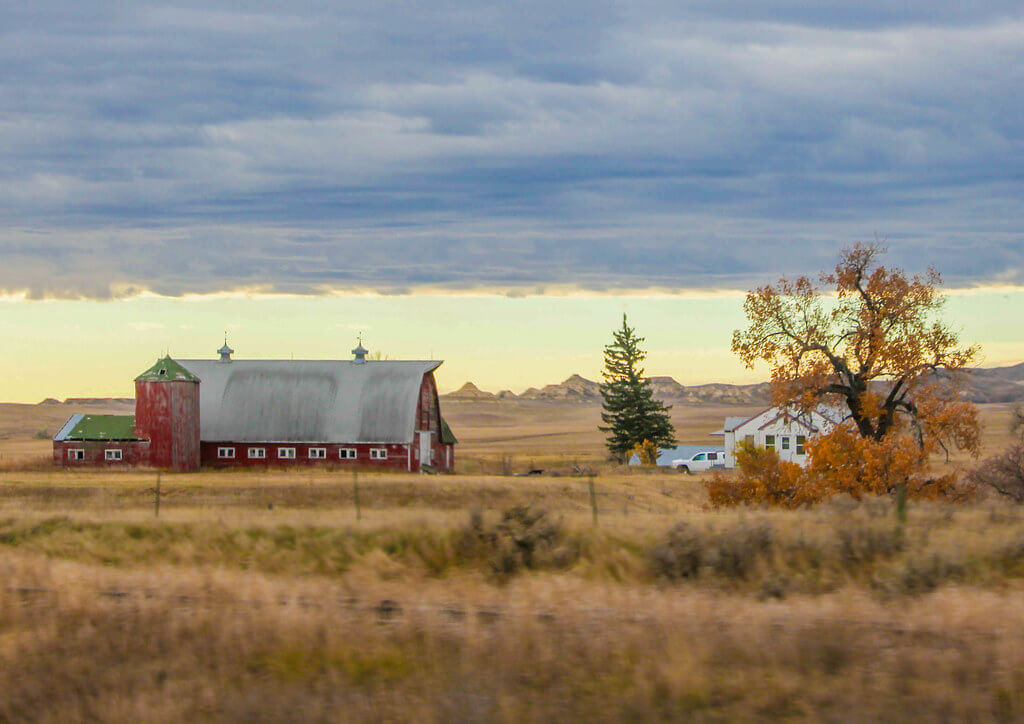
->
[600, 315, 676, 461]
[733, 243, 980, 459]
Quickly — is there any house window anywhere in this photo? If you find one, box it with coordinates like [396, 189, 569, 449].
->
[309, 448, 327, 459]
[796, 436, 806, 455]
[69, 449, 85, 461]
[765, 435, 775, 450]
[340, 448, 357, 459]
[105, 449, 123, 461]
[370, 448, 387, 460]
[278, 447, 296, 459]
[781, 437, 790, 451]
[218, 447, 235, 459]
[248, 447, 266, 459]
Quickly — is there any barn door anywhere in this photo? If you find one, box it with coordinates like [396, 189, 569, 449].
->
[420, 432, 432, 467]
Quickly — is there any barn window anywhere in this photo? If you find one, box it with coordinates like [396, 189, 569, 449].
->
[277, 447, 296, 459]
[781, 437, 790, 451]
[105, 449, 123, 461]
[218, 447, 235, 459]
[69, 449, 85, 461]
[370, 448, 387, 460]
[248, 447, 266, 459]
[340, 448, 357, 459]
[765, 435, 775, 450]
[309, 448, 327, 459]
[796, 436, 806, 455]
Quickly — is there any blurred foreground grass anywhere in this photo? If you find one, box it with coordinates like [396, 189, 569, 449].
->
[1, 471, 1024, 719]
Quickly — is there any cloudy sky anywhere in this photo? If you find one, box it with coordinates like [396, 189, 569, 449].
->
[1, 2, 1022, 400]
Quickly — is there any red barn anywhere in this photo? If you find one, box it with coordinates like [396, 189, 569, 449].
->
[54, 343, 456, 473]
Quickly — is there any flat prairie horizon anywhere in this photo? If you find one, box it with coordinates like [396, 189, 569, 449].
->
[1, 286, 1023, 404]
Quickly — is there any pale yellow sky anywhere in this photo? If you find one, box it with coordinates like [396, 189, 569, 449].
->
[1, 287, 1022, 404]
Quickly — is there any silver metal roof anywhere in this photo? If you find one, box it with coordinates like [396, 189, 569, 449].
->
[178, 359, 442, 444]
[53, 413, 84, 441]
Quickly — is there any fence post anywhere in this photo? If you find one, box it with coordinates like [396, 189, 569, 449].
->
[154, 473, 161, 518]
[353, 470, 361, 521]
[588, 475, 598, 526]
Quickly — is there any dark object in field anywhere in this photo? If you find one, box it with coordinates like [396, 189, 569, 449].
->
[513, 469, 544, 477]
[968, 443, 1024, 502]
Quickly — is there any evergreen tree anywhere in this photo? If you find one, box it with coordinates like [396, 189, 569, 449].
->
[600, 315, 677, 461]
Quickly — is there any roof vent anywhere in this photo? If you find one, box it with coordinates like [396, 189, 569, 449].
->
[352, 336, 368, 364]
[218, 334, 234, 363]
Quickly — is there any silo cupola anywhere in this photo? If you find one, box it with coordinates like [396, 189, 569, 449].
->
[352, 336, 368, 364]
[218, 335, 234, 363]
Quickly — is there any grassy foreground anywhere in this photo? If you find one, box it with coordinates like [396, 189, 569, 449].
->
[1, 471, 1024, 720]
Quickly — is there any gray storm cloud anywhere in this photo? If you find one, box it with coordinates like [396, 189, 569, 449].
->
[0, 1, 1021, 297]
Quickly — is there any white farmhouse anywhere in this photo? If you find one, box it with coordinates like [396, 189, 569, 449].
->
[713, 405, 847, 468]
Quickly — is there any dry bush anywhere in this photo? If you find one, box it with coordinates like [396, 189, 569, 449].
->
[968, 443, 1024, 503]
[651, 520, 774, 581]
[707, 427, 974, 508]
[455, 505, 578, 577]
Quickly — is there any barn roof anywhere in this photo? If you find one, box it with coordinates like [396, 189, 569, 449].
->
[54, 414, 138, 441]
[177, 359, 442, 444]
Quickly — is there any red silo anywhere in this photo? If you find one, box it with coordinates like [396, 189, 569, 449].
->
[134, 357, 201, 472]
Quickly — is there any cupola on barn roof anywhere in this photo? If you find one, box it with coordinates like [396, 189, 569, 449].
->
[352, 336, 369, 363]
[218, 335, 234, 362]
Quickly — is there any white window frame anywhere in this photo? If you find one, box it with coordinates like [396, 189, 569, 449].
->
[104, 449, 123, 461]
[781, 436, 791, 451]
[218, 447, 235, 459]
[796, 436, 806, 455]
[340, 448, 357, 459]
[69, 448, 85, 461]
[248, 447, 266, 459]
[764, 435, 775, 451]
[308, 447, 327, 459]
[370, 448, 388, 460]
[277, 447, 296, 459]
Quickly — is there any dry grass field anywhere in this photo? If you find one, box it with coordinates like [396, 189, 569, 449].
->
[1, 398, 1023, 720]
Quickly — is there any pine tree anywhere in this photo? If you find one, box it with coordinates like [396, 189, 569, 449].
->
[600, 314, 677, 461]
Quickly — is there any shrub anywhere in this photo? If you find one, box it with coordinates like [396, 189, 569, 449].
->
[706, 425, 972, 508]
[650, 522, 702, 579]
[455, 506, 577, 577]
[629, 440, 659, 467]
[651, 521, 774, 581]
[967, 443, 1024, 503]
[33, 430, 50, 440]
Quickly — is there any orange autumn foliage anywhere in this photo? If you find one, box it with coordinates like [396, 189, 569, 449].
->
[707, 424, 972, 508]
[732, 243, 980, 456]
[713, 243, 982, 507]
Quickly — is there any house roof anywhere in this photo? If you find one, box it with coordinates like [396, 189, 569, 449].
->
[54, 414, 138, 441]
[758, 410, 820, 433]
[177, 359, 442, 444]
[135, 357, 200, 383]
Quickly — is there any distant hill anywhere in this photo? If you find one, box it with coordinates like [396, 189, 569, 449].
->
[442, 362, 1024, 406]
[444, 382, 496, 401]
[61, 397, 135, 406]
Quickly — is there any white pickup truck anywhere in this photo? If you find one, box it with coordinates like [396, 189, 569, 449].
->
[671, 451, 726, 474]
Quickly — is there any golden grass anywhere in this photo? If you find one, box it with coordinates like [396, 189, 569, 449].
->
[1, 399, 1023, 719]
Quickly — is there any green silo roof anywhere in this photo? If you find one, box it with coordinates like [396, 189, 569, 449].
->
[135, 356, 200, 383]
[62, 415, 139, 441]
